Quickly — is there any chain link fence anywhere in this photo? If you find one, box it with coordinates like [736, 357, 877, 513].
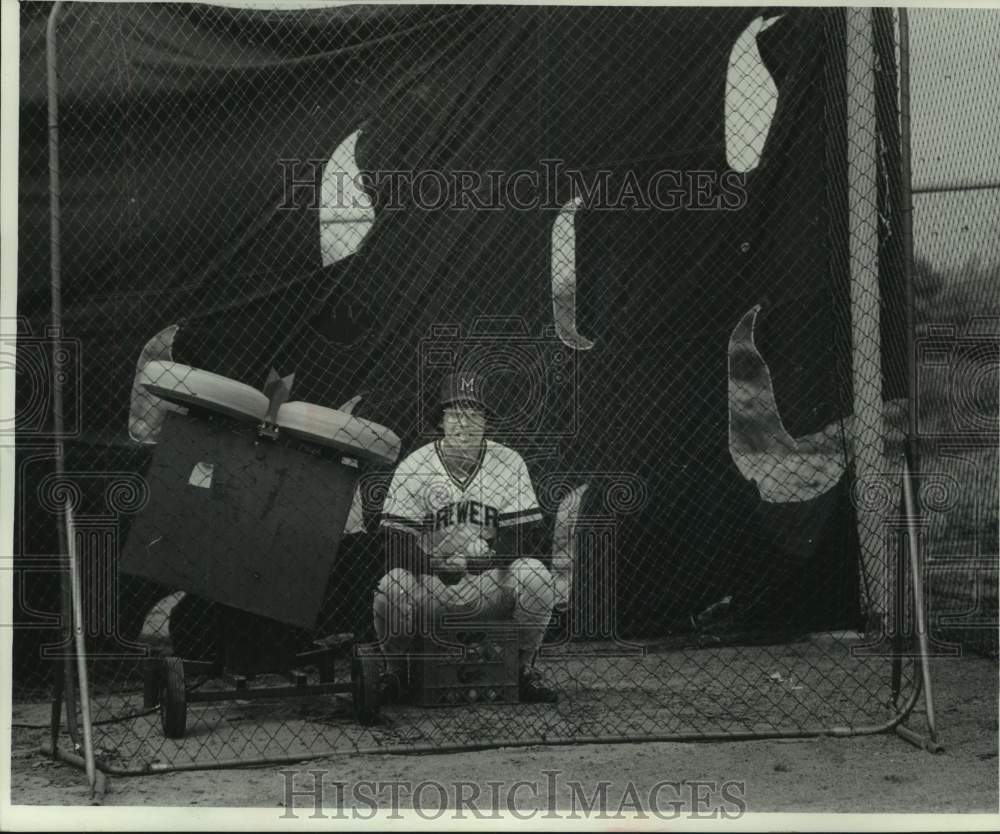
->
[907, 9, 999, 661]
[12, 3, 940, 774]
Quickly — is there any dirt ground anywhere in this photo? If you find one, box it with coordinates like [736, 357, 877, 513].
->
[7, 652, 997, 820]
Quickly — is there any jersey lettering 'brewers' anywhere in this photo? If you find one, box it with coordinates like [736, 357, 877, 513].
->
[381, 438, 544, 554]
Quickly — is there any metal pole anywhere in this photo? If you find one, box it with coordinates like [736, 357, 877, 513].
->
[899, 8, 919, 476]
[902, 458, 939, 746]
[66, 504, 98, 787]
[37, 742, 108, 804]
[899, 6, 939, 748]
[46, 5, 64, 458]
[47, 650, 64, 756]
[911, 179, 1000, 195]
[45, 0, 77, 749]
[890, 524, 904, 707]
[47, 0, 99, 789]
[846, 6, 889, 624]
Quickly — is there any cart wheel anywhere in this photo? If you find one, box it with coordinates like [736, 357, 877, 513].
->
[142, 659, 162, 709]
[352, 646, 381, 726]
[159, 657, 187, 739]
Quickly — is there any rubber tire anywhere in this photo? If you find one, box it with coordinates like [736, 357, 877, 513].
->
[352, 646, 381, 727]
[159, 657, 187, 739]
[142, 660, 162, 709]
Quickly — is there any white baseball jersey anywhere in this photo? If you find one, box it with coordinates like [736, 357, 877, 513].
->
[380, 439, 542, 556]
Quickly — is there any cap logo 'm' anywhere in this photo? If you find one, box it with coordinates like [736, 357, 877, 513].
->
[460, 375, 475, 393]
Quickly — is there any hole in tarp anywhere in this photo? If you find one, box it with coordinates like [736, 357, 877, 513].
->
[725, 16, 782, 173]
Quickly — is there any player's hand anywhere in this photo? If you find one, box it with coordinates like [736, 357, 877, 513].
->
[431, 554, 467, 584]
[464, 537, 494, 565]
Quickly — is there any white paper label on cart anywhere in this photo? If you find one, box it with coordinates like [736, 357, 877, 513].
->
[188, 461, 215, 489]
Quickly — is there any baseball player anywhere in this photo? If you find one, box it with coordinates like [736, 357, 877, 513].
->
[373, 372, 560, 704]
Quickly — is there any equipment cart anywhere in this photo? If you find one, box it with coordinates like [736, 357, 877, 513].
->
[120, 361, 399, 735]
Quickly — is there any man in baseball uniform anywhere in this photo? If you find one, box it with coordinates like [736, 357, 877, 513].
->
[373, 372, 559, 703]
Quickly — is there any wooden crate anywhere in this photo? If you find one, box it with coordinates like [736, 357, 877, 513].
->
[408, 626, 520, 706]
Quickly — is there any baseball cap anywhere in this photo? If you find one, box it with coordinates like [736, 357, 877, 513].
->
[440, 372, 488, 415]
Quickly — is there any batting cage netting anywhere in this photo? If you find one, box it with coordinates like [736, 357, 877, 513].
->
[11, 2, 990, 777]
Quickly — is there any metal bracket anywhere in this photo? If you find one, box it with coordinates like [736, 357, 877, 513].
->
[257, 368, 295, 440]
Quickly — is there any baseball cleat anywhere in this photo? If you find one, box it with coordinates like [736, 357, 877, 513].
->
[519, 667, 558, 704]
[377, 669, 406, 705]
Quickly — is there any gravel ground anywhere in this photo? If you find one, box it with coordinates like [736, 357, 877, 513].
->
[7, 651, 997, 822]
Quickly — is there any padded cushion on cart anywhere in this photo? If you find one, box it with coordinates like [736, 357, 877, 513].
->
[140, 360, 400, 465]
[139, 361, 269, 421]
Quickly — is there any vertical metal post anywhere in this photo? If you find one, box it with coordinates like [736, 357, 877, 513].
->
[45, 0, 76, 749]
[898, 7, 939, 749]
[48, 649, 64, 755]
[890, 524, 904, 707]
[898, 9, 919, 474]
[46, 7, 64, 450]
[66, 504, 97, 786]
[889, 0, 914, 715]
[845, 7, 889, 623]
[47, 0, 98, 789]
[902, 459, 939, 746]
